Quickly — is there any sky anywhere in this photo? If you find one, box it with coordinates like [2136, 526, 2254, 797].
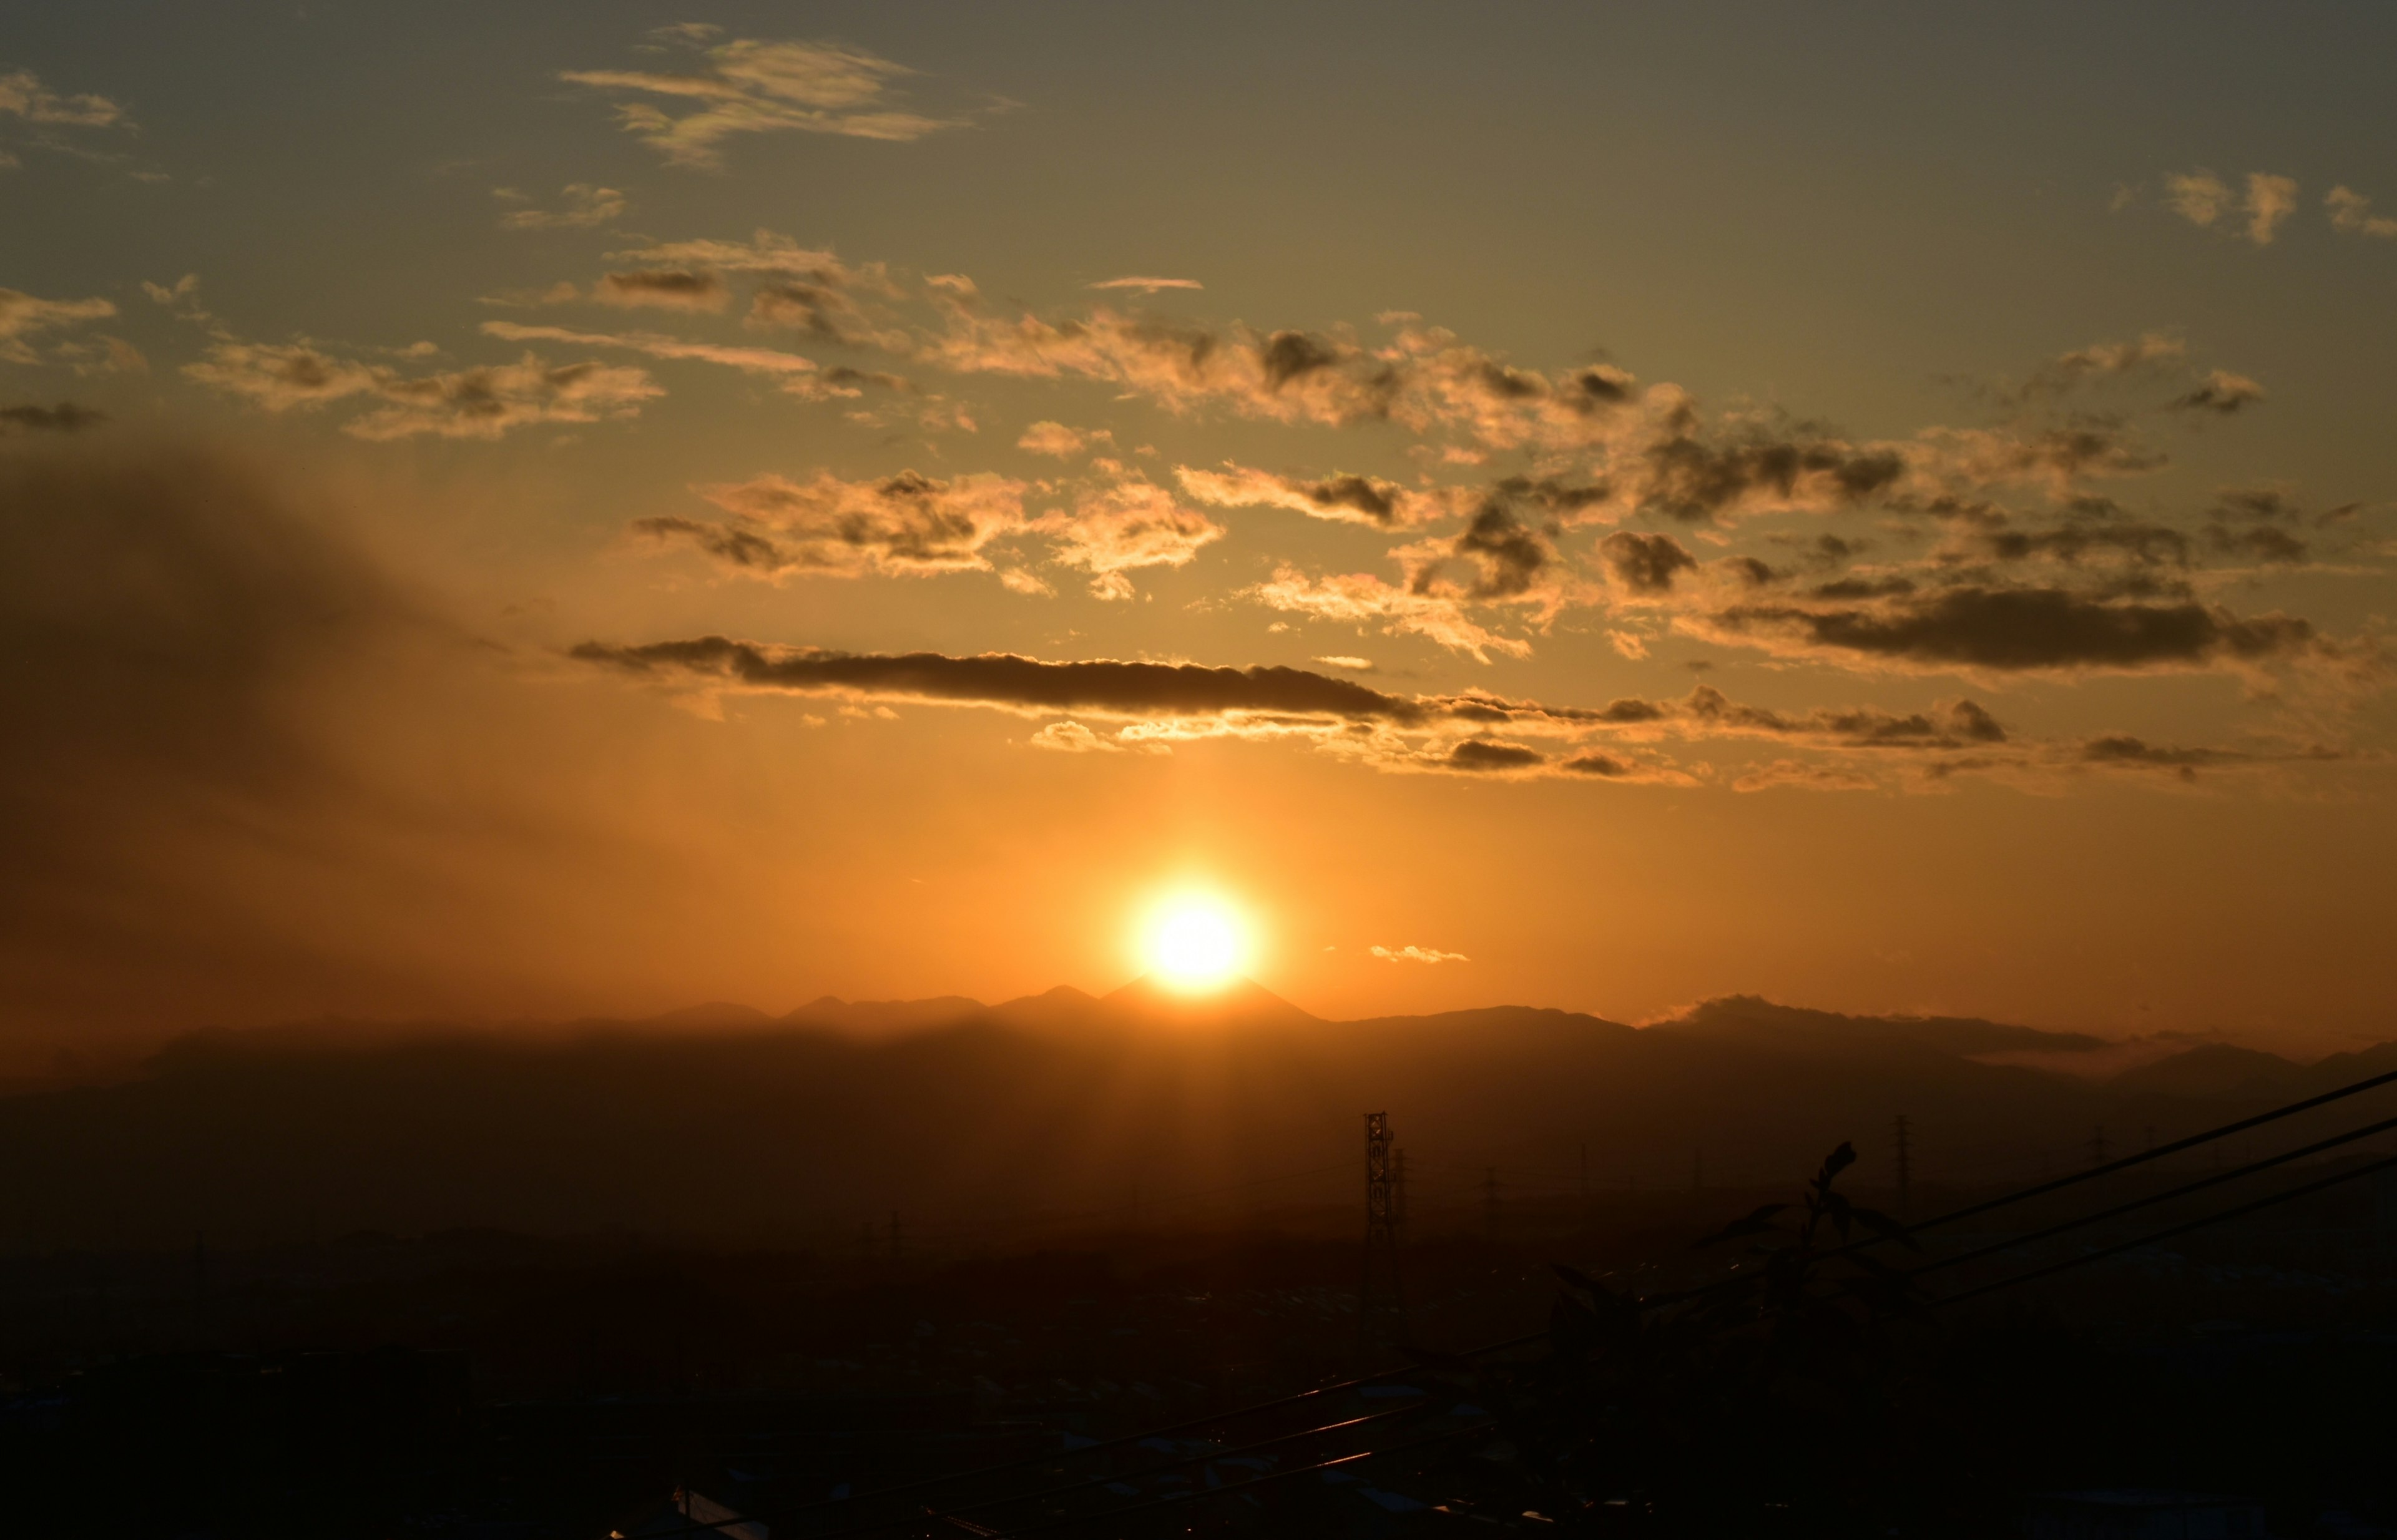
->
[6, 2, 2397, 1064]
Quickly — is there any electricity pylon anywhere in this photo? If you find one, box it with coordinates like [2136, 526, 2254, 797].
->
[1358, 1112, 1407, 1356]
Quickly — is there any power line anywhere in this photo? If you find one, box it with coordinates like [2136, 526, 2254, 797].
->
[1910, 1110, 2397, 1285]
[1932, 1148, 2397, 1309]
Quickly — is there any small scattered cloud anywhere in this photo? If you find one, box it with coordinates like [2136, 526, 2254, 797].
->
[2164, 169, 2233, 228]
[2162, 169, 2299, 245]
[497, 183, 627, 231]
[594, 268, 730, 312]
[1313, 655, 1374, 672]
[2170, 369, 2265, 414]
[2326, 185, 2397, 238]
[1042, 478, 1225, 599]
[185, 340, 661, 439]
[561, 36, 973, 168]
[1177, 461, 1438, 528]
[632, 468, 1031, 581]
[1017, 420, 1110, 458]
[1245, 568, 1532, 663]
[1029, 720, 1125, 753]
[1369, 944, 1468, 964]
[0, 67, 128, 129]
[2244, 172, 2299, 245]
[0, 401, 105, 434]
[1447, 738, 1546, 772]
[1599, 530, 1700, 595]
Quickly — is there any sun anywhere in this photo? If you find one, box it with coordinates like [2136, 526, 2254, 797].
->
[1142, 893, 1250, 993]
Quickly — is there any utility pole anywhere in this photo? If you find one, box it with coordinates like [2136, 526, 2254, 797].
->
[1358, 1112, 1406, 1356]
[1891, 1114, 1913, 1219]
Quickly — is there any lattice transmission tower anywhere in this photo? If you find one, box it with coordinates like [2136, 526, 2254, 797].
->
[1358, 1112, 1408, 1356]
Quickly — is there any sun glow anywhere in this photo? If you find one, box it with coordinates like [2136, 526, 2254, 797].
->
[1142, 893, 1250, 993]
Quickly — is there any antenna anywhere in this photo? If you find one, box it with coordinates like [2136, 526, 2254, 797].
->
[1891, 1114, 1913, 1218]
[1358, 1113, 1406, 1356]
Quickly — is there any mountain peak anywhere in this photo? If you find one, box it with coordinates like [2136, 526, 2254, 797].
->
[1099, 974, 1318, 1028]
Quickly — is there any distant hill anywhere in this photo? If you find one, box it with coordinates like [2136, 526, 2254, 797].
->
[2110, 1043, 2305, 1100]
[3, 986, 2390, 1251]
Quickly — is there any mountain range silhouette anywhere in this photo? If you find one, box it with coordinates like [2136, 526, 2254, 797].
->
[4, 985, 2390, 1250]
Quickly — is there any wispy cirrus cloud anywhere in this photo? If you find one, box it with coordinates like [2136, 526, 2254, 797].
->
[0, 67, 128, 129]
[1370, 944, 1467, 963]
[0, 288, 115, 364]
[481, 320, 819, 383]
[561, 36, 972, 168]
[1088, 277, 1203, 294]
[494, 183, 627, 231]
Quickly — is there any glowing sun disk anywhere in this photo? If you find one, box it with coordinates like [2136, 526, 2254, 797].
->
[1145, 896, 1247, 992]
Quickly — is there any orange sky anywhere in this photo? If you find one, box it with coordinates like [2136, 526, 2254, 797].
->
[6, 6, 2397, 1066]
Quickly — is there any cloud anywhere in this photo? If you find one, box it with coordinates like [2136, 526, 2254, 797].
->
[1609, 410, 1904, 524]
[186, 341, 661, 439]
[1314, 655, 1374, 672]
[610, 232, 900, 286]
[633, 469, 1031, 580]
[1089, 277, 1203, 294]
[921, 296, 1401, 430]
[1017, 421, 1110, 458]
[594, 268, 730, 312]
[0, 288, 116, 363]
[2326, 185, 2397, 238]
[1695, 586, 2326, 676]
[1731, 760, 1882, 793]
[570, 637, 1444, 723]
[0, 68, 127, 128]
[1599, 530, 1699, 594]
[1245, 568, 1532, 662]
[2164, 169, 2233, 228]
[2169, 370, 2265, 414]
[1041, 479, 1225, 597]
[561, 37, 969, 167]
[2244, 173, 2300, 245]
[2012, 333, 2186, 400]
[1175, 461, 1436, 527]
[1447, 738, 1546, 772]
[747, 280, 912, 350]
[481, 320, 818, 383]
[1369, 944, 1468, 963]
[2162, 169, 2299, 244]
[0, 401, 105, 434]
[498, 184, 627, 231]
[1029, 720, 1127, 753]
